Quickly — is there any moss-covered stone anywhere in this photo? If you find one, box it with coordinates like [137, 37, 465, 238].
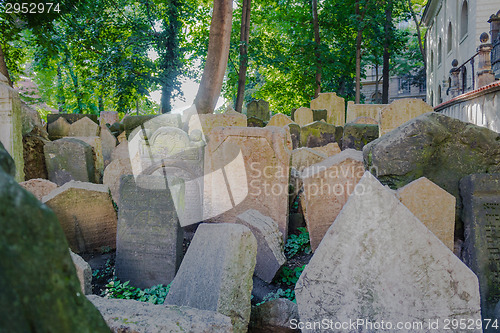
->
[0, 141, 15, 177]
[300, 121, 343, 148]
[342, 123, 379, 150]
[363, 112, 500, 238]
[0, 146, 109, 332]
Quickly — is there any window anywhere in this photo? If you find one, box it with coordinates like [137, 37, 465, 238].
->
[438, 85, 442, 104]
[430, 91, 434, 106]
[430, 51, 434, 71]
[461, 1, 468, 39]
[399, 77, 411, 94]
[447, 22, 453, 53]
[438, 39, 442, 65]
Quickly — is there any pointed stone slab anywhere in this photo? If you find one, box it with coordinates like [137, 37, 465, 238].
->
[295, 172, 481, 332]
[68, 117, 100, 137]
[165, 223, 257, 333]
[247, 99, 270, 121]
[397, 177, 455, 251]
[48, 117, 71, 140]
[236, 209, 286, 283]
[310, 92, 345, 126]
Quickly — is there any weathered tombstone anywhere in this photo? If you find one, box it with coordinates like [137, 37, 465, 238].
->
[286, 123, 301, 150]
[115, 175, 183, 289]
[68, 116, 100, 137]
[99, 111, 119, 127]
[378, 98, 433, 136]
[165, 223, 257, 333]
[88, 295, 233, 332]
[204, 126, 290, 240]
[310, 92, 345, 126]
[364, 112, 500, 237]
[295, 172, 482, 332]
[188, 111, 247, 138]
[111, 140, 129, 161]
[0, 75, 24, 181]
[103, 158, 132, 206]
[20, 101, 43, 136]
[310, 142, 341, 157]
[290, 147, 327, 172]
[294, 107, 314, 126]
[235, 209, 286, 283]
[461, 173, 500, 324]
[0, 145, 109, 332]
[249, 298, 299, 333]
[71, 136, 104, 179]
[353, 116, 378, 124]
[100, 126, 117, 168]
[300, 121, 343, 148]
[341, 123, 379, 150]
[311, 109, 327, 122]
[19, 178, 57, 201]
[301, 149, 364, 251]
[47, 113, 98, 126]
[48, 116, 71, 140]
[247, 99, 270, 121]
[44, 138, 96, 185]
[266, 113, 295, 128]
[42, 181, 117, 254]
[123, 115, 157, 139]
[247, 116, 266, 127]
[70, 251, 92, 295]
[397, 177, 455, 251]
[346, 101, 384, 123]
[23, 131, 49, 180]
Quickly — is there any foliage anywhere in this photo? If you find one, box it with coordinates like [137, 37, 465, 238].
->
[284, 227, 311, 258]
[257, 287, 296, 305]
[104, 278, 171, 305]
[279, 265, 306, 286]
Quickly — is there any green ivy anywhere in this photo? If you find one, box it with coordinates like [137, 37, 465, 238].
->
[257, 288, 296, 305]
[284, 227, 311, 258]
[103, 278, 170, 305]
[279, 265, 306, 287]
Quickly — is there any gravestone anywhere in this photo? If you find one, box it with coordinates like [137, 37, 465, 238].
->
[47, 113, 98, 126]
[0, 76, 24, 181]
[111, 140, 130, 161]
[142, 113, 182, 132]
[286, 123, 301, 150]
[68, 117, 100, 137]
[310, 92, 345, 126]
[103, 158, 132, 206]
[44, 138, 96, 185]
[290, 147, 327, 172]
[341, 123, 379, 150]
[311, 109, 327, 122]
[300, 121, 343, 148]
[188, 111, 247, 138]
[19, 178, 58, 201]
[295, 172, 482, 332]
[20, 101, 43, 136]
[99, 111, 119, 127]
[249, 298, 299, 333]
[100, 126, 117, 168]
[397, 177, 455, 251]
[247, 99, 270, 121]
[301, 149, 364, 251]
[70, 251, 92, 295]
[204, 126, 290, 240]
[72, 136, 104, 179]
[42, 181, 117, 254]
[0, 144, 109, 332]
[247, 116, 266, 127]
[48, 117, 71, 140]
[310, 142, 341, 157]
[353, 116, 378, 124]
[266, 113, 295, 128]
[23, 132, 49, 180]
[236, 209, 286, 283]
[165, 223, 257, 333]
[461, 173, 500, 325]
[346, 101, 384, 123]
[378, 98, 433, 136]
[294, 107, 313, 126]
[123, 115, 157, 139]
[115, 175, 183, 289]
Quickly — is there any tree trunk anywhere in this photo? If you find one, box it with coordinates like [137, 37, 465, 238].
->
[354, 0, 369, 104]
[382, 0, 392, 104]
[312, 0, 321, 97]
[235, 0, 252, 113]
[194, 0, 233, 114]
[0, 44, 13, 87]
[374, 63, 379, 102]
[56, 63, 65, 112]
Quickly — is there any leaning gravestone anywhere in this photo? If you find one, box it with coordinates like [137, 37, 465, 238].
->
[0, 73, 24, 181]
[188, 111, 247, 138]
[290, 147, 327, 172]
[44, 138, 96, 185]
[286, 123, 301, 150]
[235, 209, 286, 283]
[23, 130, 49, 180]
[68, 116, 100, 137]
[301, 149, 364, 251]
[42, 181, 117, 254]
[247, 99, 270, 121]
[123, 115, 157, 139]
[341, 123, 379, 150]
[204, 126, 291, 240]
[295, 172, 482, 333]
[378, 98, 433, 136]
[294, 107, 314, 126]
[71, 136, 104, 180]
[461, 173, 500, 325]
[19, 178, 58, 201]
[100, 126, 117, 168]
[103, 158, 132, 206]
[165, 223, 257, 333]
[0, 145, 109, 332]
[363, 112, 500, 237]
[70, 251, 92, 295]
[310, 92, 345, 126]
[300, 121, 343, 148]
[310, 142, 341, 157]
[48, 116, 71, 140]
[247, 116, 267, 127]
[266, 113, 295, 128]
[396, 177, 455, 251]
[115, 175, 183, 289]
